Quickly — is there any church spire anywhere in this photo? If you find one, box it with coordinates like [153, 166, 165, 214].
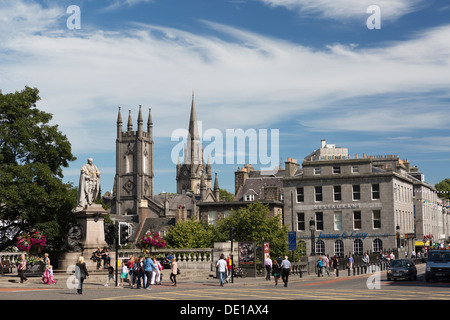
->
[186, 92, 202, 165]
[137, 105, 143, 133]
[127, 110, 133, 132]
[117, 107, 123, 138]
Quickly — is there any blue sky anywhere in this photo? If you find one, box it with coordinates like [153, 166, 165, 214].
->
[1, 0, 450, 195]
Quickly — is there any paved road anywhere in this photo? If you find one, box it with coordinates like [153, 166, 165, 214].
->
[1, 263, 449, 302]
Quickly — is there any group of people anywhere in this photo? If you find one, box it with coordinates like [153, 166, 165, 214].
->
[74, 253, 179, 294]
[16, 253, 57, 285]
[91, 247, 111, 270]
[263, 255, 292, 287]
[315, 254, 342, 277]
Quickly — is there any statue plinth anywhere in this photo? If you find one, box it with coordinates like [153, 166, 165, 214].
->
[59, 204, 110, 271]
[75, 203, 108, 251]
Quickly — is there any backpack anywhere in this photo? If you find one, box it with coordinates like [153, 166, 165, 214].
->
[317, 260, 323, 268]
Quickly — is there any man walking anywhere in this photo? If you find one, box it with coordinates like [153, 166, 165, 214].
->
[280, 256, 291, 287]
[143, 255, 157, 290]
[216, 254, 227, 287]
[264, 255, 272, 281]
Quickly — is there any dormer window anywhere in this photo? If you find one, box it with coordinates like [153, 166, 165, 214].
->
[244, 194, 255, 201]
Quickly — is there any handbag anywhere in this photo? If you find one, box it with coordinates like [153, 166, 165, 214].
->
[177, 268, 180, 275]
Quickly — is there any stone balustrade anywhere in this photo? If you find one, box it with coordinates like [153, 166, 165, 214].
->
[116, 248, 214, 270]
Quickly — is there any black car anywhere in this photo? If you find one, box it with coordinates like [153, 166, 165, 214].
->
[387, 259, 417, 281]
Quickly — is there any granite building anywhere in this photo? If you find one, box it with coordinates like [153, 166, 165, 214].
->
[283, 140, 445, 257]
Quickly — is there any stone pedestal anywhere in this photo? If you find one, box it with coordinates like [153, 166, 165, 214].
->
[75, 204, 108, 251]
[59, 204, 111, 270]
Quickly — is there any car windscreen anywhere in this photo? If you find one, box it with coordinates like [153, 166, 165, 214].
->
[428, 252, 450, 262]
[390, 260, 409, 267]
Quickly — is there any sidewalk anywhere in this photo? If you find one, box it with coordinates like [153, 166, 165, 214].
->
[1, 264, 398, 289]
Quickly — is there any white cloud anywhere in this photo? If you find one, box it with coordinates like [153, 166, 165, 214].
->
[1, 1, 450, 157]
[258, 0, 426, 21]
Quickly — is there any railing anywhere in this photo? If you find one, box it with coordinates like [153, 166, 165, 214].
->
[116, 248, 214, 270]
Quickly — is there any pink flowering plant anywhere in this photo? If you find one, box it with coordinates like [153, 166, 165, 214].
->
[16, 231, 47, 255]
[137, 231, 166, 251]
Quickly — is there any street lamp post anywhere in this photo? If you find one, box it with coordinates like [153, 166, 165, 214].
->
[310, 218, 316, 256]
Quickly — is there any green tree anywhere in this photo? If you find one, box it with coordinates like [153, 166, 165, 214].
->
[164, 217, 216, 248]
[219, 189, 234, 202]
[435, 178, 450, 200]
[216, 201, 288, 258]
[0, 86, 77, 252]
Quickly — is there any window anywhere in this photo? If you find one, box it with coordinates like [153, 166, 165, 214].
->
[353, 211, 362, 229]
[372, 184, 380, 199]
[315, 212, 324, 230]
[352, 185, 361, 200]
[296, 187, 304, 203]
[333, 166, 341, 174]
[314, 167, 321, 175]
[315, 186, 323, 202]
[353, 239, 363, 255]
[297, 212, 305, 231]
[373, 238, 383, 253]
[316, 240, 325, 256]
[126, 153, 133, 173]
[333, 185, 342, 201]
[373, 210, 381, 229]
[352, 165, 360, 173]
[335, 240, 344, 257]
[244, 194, 255, 201]
[208, 211, 217, 226]
[334, 211, 342, 231]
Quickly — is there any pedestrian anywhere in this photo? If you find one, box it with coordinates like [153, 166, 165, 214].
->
[127, 255, 135, 288]
[143, 255, 157, 290]
[101, 246, 111, 268]
[276, 255, 282, 266]
[43, 253, 50, 270]
[225, 255, 233, 283]
[280, 255, 291, 287]
[151, 258, 162, 285]
[322, 254, 330, 276]
[317, 257, 323, 277]
[362, 252, 370, 273]
[75, 255, 89, 294]
[17, 254, 28, 284]
[41, 266, 50, 284]
[104, 263, 115, 286]
[120, 261, 128, 287]
[170, 257, 178, 287]
[264, 255, 272, 281]
[332, 255, 339, 276]
[166, 252, 174, 264]
[348, 254, 354, 272]
[272, 260, 281, 286]
[48, 265, 57, 284]
[134, 256, 145, 289]
[93, 247, 102, 270]
[216, 254, 227, 287]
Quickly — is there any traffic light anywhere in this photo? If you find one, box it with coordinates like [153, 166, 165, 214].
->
[230, 225, 236, 240]
[119, 222, 129, 246]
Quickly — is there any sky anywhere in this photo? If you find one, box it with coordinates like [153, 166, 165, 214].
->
[1, 0, 450, 195]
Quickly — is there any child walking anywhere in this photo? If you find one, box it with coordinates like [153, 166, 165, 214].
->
[105, 264, 115, 286]
[48, 265, 57, 284]
[120, 261, 128, 286]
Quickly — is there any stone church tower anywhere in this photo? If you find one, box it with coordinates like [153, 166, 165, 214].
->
[176, 94, 213, 195]
[113, 106, 154, 217]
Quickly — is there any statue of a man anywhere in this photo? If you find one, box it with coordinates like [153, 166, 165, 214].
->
[72, 158, 101, 213]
